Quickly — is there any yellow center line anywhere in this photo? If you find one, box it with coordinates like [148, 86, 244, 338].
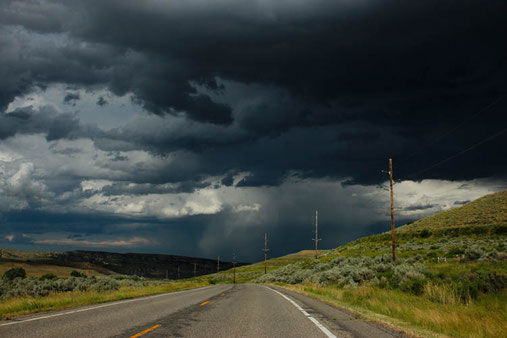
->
[130, 324, 161, 338]
[200, 301, 210, 306]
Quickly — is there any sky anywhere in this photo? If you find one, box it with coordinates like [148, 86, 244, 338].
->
[0, 0, 506, 262]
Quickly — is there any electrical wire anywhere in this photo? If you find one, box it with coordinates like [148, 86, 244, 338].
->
[401, 127, 506, 180]
[396, 94, 505, 167]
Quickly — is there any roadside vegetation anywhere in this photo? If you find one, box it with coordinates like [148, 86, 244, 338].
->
[0, 267, 207, 319]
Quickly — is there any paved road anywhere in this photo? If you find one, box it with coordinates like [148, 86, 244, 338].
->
[0, 284, 406, 337]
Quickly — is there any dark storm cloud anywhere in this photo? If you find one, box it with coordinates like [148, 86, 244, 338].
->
[0, 106, 86, 141]
[63, 92, 80, 105]
[100, 181, 210, 196]
[97, 96, 108, 106]
[0, 0, 506, 186]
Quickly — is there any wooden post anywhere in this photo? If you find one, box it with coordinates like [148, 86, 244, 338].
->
[264, 233, 268, 274]
[315, 210, 319, 258]
[193, 263, 197, 278]
[389, 158, 396, 262]
[177, 266, 180, 279]
[217, 256, 220, 273]
[233, 253, 236, 284]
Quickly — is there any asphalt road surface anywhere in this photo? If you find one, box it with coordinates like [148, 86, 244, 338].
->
[0, 284, 407, 337]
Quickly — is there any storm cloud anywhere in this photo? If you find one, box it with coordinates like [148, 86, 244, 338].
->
[0, 0, 505, 260]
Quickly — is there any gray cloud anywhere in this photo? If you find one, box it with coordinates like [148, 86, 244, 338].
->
[0, 0, 505, 259]
[63, 92, 80, 105]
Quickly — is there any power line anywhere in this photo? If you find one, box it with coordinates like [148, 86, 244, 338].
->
[402, 127, 506, 180]
[397, 94, 505, 168]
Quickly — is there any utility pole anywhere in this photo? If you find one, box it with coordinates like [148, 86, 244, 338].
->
[217, 256, 220, 273]
[389, 158, 396, 262]
[314, 210, 320, 259]
[193, 263, 197, 278]
[177, 265, 180, 279]
[232, 253, 236, 284]
[264, 233, 269, 274]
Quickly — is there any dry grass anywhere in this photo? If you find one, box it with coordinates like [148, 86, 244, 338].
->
[0, 280, 208, 319]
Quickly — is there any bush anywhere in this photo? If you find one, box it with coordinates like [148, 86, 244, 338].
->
[39, 273, 57, 281]
[419, 229, 432, 238]
[465, 248, 482, 261]
[3, 267, 27, 281]
[446, 247, 465, 258]
[90, 278, 120, 292]
[70, 270, 87, 278]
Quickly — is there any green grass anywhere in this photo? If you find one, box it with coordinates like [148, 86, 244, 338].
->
[282, 283, 507, 338]
[0, 280, 208, 319]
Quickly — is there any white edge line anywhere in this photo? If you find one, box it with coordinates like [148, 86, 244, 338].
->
[0, 285, 223, 327]
[263, 286, 337, 338]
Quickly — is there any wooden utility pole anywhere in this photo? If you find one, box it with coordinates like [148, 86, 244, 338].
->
[177, 266, 180, 279]
[217, 256, 220, 273]
[193, 263, 197, 278]
[232, 253, 236, 284]
[314, 210, 320, 258]
[264, 233, 268, 274]
[389, 158, 396, 262]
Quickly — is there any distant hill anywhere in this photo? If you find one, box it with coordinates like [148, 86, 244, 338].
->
[0, 249, 246, 279]
[208, 190, 507, 282]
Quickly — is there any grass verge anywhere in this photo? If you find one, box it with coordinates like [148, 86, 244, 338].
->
[278, 283, 507, 338]
[0, 280, 208, 320]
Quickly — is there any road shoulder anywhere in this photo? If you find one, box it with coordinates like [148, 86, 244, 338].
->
[269, 285, 410, 338]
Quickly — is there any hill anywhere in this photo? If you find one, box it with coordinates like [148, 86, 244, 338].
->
[0, 249, 244, 279]
[200, 190, 506, 337]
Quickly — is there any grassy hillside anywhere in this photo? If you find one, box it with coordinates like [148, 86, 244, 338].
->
[335, 190, 506, 260]
[200, 190, 507, 337]
[0, 249, 114, 277]
[206, 191, 506, 283]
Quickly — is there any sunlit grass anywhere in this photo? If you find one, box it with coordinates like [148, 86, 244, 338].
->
[0, 280, 207, 319]
[283, 283, 507, 338]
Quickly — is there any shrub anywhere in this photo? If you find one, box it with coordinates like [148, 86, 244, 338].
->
[446, 247, 465, 258]
[419, 229, 432, 238]
[39, 273, 57, 281]
[70, 270, 87, 278]
[464, 248, 482, 261]
[3, 267, 27, 281]
[90, 278, 120, 292]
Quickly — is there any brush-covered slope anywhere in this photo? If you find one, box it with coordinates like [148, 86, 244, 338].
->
[206, 190, 506, 285]
[337, 190, 506, 259]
